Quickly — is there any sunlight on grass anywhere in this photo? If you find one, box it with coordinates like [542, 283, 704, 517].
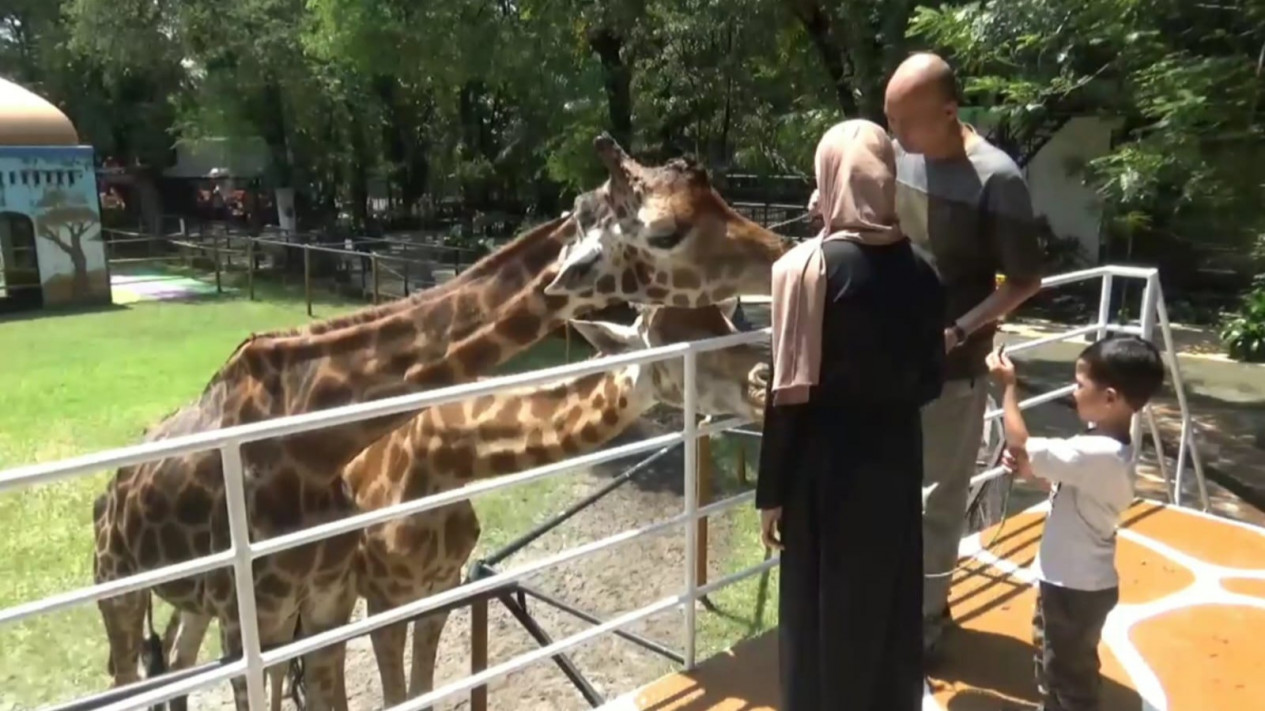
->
[0, 277, 584, 708]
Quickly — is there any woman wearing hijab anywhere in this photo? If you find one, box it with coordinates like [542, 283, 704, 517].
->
[756, 120, 946, 710]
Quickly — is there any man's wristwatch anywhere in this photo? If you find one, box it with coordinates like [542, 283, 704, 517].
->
[950, 322, 968, 349]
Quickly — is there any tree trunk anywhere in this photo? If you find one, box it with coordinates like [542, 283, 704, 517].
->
[783, 0, 859, 116]
[345, 101, 372, 233]
[70, 250, 89, 298]
[259, 82, 294, 191]
[588, 28, 634, 150]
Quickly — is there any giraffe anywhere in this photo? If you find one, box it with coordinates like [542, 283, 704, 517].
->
[545, 134, 788, 308]
[340, 302, 768, 705]
[89, 208, 608, 711]
[91, 138, 787, 710]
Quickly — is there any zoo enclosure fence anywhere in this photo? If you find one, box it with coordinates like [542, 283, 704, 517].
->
[0, 264, 1208, 711]
[102, 222, 486, 314]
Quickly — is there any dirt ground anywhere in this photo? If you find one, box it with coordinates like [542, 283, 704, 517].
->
[190, 410, 748, 711]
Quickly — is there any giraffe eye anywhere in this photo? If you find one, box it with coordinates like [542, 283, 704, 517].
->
[647, 229, 687, 250]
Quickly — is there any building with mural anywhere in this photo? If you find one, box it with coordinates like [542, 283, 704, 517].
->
[0, 77, 108, 313]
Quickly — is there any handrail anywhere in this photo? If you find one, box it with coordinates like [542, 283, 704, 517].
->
[0, 263, 1209, 711]
[0, 328, 769, 492]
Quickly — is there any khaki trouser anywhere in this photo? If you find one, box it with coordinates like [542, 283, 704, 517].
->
[921, 377, 989, 646]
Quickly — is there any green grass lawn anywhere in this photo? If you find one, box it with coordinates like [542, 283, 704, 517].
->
[0, 266, 774, 707]
[0, 271, 588, 707]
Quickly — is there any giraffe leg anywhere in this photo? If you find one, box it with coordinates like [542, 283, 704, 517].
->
[407, 568, 463, 706]
[268, 613, 300, 711]
[163, 611, 213, 711]
[268, 665, 285, 711]
[366, 593, 410, 707]
[406, 607, 453, 709]
[98, 590, 149, 687]
[218, 618, 253, 711]
[294, 585, 357, 711]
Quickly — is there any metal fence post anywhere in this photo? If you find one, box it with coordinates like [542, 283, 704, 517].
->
[247, 239, 256, 301]
[1153, 278, 1211, 510]
[372, 254, 381, 304]
[470, 599, 489, 711]
[695, 436, 712, 590]
[1133, 274, 1159, 468]
[220, 444, 267, 710]
[304, 246, 313, 317]
[1096, 273, 1114, 340]
[214, 233, 223, 294]
[682, 351, 699, 670]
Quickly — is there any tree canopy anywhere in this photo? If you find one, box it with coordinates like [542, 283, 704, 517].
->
[3, 0, 1262, 262]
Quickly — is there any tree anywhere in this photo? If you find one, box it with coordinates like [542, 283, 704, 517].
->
[34, 189, 101, 298]
[911, 0, 1265, 263]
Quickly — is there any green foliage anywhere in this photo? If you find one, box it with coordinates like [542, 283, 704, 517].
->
[911, 0, 1265, 261]
[1221, 279, 1265, 363]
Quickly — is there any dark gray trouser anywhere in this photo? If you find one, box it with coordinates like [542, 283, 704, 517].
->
[920, 377, 989, 644]
[1032, 581, 1119, 711]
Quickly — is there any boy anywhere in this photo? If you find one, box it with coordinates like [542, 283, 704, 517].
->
[986, 335, 1165, 711]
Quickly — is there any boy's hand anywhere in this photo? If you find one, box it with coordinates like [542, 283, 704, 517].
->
[986, 346, 1017, 386]
[1002, 448, 1048, 490]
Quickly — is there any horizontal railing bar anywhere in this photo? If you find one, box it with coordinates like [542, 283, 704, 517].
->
[697, 555, 779, 598]
[93, 659, 248, 711]
[697, 416, 750, 438]
[984, 384, 1076, 422]
[0, 550, 234, 628]
[1002, 324, 1101, 355]
[2, 448, 751, 628]
[969, 464, 1008, 489]
[391, 595, 684, 711]
[396, 541, 782, 711]
[0, 329, 771, 492]
[258, 508, 693, 668]
[697, 490, 754, 519]
[250, 432, 685, 558]
[1039, 265, 1155, 287]
[258, 487, 756, 669]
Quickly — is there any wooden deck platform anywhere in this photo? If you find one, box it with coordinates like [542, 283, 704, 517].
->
[600, 500, 1265, 710]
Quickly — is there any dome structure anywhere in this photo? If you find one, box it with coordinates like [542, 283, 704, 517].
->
[0, 77, 79, 146]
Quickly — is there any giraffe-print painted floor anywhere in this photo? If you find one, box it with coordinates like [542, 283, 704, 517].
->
[598, 499, 1265, 711]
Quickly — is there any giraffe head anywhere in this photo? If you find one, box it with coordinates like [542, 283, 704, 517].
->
[545, 135, 788, 308]
[569, 300, 769, 423]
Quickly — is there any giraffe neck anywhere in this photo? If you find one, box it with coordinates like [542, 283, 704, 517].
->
[345, 363, 654, 498]
[211, 215, 594, 474]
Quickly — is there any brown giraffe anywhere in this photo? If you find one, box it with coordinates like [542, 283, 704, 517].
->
[546, 134, 786, 307]
[338, 301, 767, 705]
[89, 206, 608, 710]
[91, 138, 786, 710]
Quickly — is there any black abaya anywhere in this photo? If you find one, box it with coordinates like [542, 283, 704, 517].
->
[756, 238, 945, 711]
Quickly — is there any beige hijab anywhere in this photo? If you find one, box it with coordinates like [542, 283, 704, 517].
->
[769, 119, 905, 406]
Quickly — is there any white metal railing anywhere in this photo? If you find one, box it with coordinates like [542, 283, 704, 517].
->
[0, 264, 1208, 711]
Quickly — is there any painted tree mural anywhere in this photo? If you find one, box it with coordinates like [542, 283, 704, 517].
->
[35, 188, 101, 299]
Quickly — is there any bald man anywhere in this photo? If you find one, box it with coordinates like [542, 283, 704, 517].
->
[884, 52, 1044, 664]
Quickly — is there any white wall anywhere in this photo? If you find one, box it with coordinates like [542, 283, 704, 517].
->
[1023, 116, 1120, 264]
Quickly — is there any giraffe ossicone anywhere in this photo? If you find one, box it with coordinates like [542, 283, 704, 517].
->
[545, 133, 788, 308]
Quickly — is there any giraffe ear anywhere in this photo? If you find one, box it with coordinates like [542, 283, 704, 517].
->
[546, 234, 604, 295]
[569, 319, 642, 356]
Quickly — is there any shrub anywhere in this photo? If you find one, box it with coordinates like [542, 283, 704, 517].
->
[1220, 278, 1265, 362]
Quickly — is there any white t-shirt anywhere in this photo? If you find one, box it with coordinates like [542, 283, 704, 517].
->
[1027, 434, 1134, 591]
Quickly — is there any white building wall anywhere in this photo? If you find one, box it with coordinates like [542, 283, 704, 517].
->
[1022, 116, 1119, 264]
